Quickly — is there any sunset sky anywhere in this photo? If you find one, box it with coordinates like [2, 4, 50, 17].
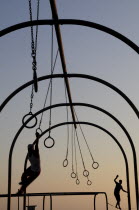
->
[0, 1, 139, 209]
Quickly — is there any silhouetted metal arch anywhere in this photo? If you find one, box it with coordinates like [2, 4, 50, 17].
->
[1, 74, 139, 120]
[2, 74, 138, 210]
[1, 19, 139, 54]
[7, 103, 134, 210]
[27, 121, 128, 210]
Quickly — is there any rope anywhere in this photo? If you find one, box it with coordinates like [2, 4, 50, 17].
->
[74, 110, 95, 162]
[71, 124, 74, 172]
[107, 203, 135, 209]
[74, 127, 79, 179]
[38, 49, 59, 129]
[64, 82, 69, 160]
[75, 129, 86, 170]
[49, 25, 54, 136]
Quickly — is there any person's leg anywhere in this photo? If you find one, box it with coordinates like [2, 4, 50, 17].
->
[115, 194, 118, 208]
[20, 167, 32, 184]
[117, 196, 121, 209]
[18, 171, 40, 194]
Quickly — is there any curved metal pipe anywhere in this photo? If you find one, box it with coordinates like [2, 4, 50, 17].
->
[33, 121, 129, 210]
[1, 74, 139, 120]
[8, 102, 132, 209]
[1, 19, 139, 54]
[94, 194, 108, 210]
[105, 193, 109, 210]
[6, 101, 138, 210]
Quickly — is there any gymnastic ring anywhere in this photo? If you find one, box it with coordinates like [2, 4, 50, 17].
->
[36, 128, 42, 135]
[63, 159, 68, 167]
[83, 169, 89, 177]
[71, 172, 76, 178]
[44, 136, 55, 148]
[92, 162, 99, 169]
[87, 180, 92, 186]
[76, 179, 80, 185]
[22, 112, 37, 129]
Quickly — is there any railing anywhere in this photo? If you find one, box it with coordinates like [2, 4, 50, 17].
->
[0, 192, 108, 210]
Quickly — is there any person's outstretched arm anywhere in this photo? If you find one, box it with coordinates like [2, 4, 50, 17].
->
[121, 186, 128, 193]
[114, 175, 119, 183]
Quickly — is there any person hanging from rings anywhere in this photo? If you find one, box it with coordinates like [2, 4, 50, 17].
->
[17, 132, 41, 194]
[114, 175, 128, 209]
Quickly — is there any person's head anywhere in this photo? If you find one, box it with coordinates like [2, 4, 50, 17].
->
[28, 144, 34, 153]
[119, 180, 122, 184]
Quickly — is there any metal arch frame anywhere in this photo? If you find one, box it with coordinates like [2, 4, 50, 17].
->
[0, 18, 138, 210]
[1, 19, 139, 54]
[1, 74, 138, 210]
[1, 74, 139, 118]
[7, 103, 133, 210]
[21, 102, 134, 210]
[17, 120, 128, 210]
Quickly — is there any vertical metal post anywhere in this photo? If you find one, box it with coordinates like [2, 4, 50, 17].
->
[94, 194, 96, 210]
[18, 193, 20, 210]
[50, 195, 52, 210]
[105, 193, 108, 210]
[43, 196, 45, 210]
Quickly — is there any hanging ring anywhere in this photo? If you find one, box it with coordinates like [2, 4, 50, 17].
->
[83, 169, 89, 177]
[44, 135, 55, 148]
[87, 180, 92, 186]
[92, 162, 99, 169]
[63, 159, 68, 167]
[76, 179, 80, 185]
[36, 128, 42, 135]
[22, 112, 37, 129]
[71, 172, 76, 178]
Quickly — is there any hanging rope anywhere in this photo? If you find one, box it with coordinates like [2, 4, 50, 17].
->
[74, 110, 99, 169]
[71, 124, 76, 178]
[36, 50, 58, 134]
[63, 82, 70, 167]
[75, 129, 89, 178]
[74, 128, 80, 185]
[36, 49, 59, 135]
[49, 25, 54, 136]
[44, 25, 55, 149]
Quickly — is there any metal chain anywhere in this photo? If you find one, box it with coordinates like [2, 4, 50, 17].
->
[30, 84, 34, 113]
[28, 0, 40, 106]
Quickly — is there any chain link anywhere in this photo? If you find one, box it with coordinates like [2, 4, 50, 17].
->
[30, 85, 34, 113]
[28, 0, 40, 111]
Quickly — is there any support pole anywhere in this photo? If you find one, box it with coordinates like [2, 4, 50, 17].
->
[49, 0, 77, 129]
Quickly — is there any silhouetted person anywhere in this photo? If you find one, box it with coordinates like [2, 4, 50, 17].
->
[114, 175, 128, 209]
[17, 132, 41, 194]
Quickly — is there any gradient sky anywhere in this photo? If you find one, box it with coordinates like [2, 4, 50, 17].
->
[1, 1, 139, 210]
